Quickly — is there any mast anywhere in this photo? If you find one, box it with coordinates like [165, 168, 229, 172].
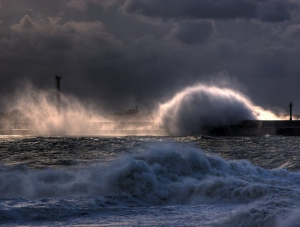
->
[55, 75, 62, 112]
[289, 101, 293, 121]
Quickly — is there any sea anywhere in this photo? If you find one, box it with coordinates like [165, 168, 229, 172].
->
[1, 135, 300, 227]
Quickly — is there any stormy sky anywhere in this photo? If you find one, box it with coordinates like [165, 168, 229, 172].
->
[1, 0, 300, 113]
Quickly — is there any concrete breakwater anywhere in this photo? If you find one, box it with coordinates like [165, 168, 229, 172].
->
[203, 120, 300, 136]
[2, 120, 300, 136]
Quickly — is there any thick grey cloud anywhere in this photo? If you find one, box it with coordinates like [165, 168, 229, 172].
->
[66, 0, 118, 11]
[172, 20, 216, 45]
[258, 1, 293, 22]
[0, 0, 300, 115]
[122, 0, 257, 20]
[122, 0, 297, 22]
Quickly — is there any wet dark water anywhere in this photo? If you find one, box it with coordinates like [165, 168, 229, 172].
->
[1, 135, 300, 226]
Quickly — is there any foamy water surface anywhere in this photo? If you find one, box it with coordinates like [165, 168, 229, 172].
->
[0, 135, 300, 226]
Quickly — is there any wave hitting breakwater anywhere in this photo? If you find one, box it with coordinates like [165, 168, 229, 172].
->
[157, 84, 283, 135]
[1, 83, 284, 136]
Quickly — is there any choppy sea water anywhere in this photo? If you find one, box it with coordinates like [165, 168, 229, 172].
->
[1, 135, 300, 226]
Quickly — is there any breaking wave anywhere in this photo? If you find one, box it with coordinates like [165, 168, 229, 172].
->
[0, 143, 294, 204]
[1, 142, 300, 226]
[157, 84, 282, 135]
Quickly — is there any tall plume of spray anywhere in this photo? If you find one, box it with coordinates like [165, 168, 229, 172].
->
[5, 84, 107, 135]
[4, 84, 160, 136]
[156, 84, 282, 136]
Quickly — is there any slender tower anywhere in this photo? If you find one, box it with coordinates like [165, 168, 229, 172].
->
[55, 75, 62, 112]
[289, 101, 293, 121]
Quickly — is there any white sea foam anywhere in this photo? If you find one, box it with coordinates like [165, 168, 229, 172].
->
[0, 142, 294, 206]
[0, 141, 300, 226]
[276, 209, 300, 227]
[156, 84, 283, 135]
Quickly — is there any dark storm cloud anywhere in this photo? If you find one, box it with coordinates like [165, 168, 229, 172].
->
[122, 0, 257, 20]
[122, 0, 297, 22]
[0, 7, 125, 110]
[258, 0, 293, 22]
[172, 20, 216, 45]
[5, 14, 121, 60]
[1, 0, 300, 114]
[9, 16, 73, 51]
[66, 0, 118, 11]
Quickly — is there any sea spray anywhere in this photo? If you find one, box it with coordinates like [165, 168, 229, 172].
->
[4, 84, 158, 135]
[3, 83, 283, 136]
[5, 84, 106, 135]
[156, 84, 282, 135]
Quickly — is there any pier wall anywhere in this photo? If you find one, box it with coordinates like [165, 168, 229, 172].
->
[204, 120, 300, 136]
[2, 120, 300, 136]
